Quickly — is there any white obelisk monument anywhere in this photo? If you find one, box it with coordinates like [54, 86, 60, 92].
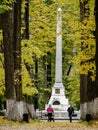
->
[47, 8, 69, 111]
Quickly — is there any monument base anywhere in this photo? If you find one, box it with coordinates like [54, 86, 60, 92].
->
[46, 83, 69, 111]
[36, 109, 80, 120]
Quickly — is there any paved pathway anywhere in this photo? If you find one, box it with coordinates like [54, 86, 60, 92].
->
[41, 119, 79, 122]
[0, 123, 98, 130]
[0, 119, 98, 130]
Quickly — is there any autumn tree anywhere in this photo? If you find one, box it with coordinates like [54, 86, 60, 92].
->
[94, 0, 98, 119]
[1, 0, 24, 121]
[79, 0, 90, 120]
[79, 0, 96, 120]
[22, 0, 37, 118]
[13, 0, 23, 119]
[2, 4, 19, 121]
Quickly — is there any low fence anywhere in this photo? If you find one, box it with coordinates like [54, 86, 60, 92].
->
[36, 110, 80, 120]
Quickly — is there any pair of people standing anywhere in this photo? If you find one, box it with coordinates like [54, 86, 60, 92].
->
[47, 104, 74, 122]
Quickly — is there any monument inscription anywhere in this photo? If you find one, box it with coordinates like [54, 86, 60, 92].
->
[55, 89, 60, 94]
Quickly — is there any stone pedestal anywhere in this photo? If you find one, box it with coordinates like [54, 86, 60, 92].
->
[47, 83, 69, 111]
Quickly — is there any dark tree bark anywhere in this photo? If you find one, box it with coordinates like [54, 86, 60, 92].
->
[24, 0, 29, 39]
[14, 0, 22, 101]
[94, 0, 98, 119]
[13, 0, 23, 120]
[23, 0, 36, 118]
[43, 55, 48, 104]
[1, 7, 20, 121]
[79, 1, 88, 120]
[26, 96, 36, 119]
[1, 1, 23, 121]
[33, 57, 38, 110]
[46, 52, 52, 103]
[47, 52, 52, 87]
[2, 10, 15, 102]
[80, 75, 87, 103]
[79, 0, 95, 120]
[95, 0, 98, 98]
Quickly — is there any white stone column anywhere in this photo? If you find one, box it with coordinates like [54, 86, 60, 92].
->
[47, 8, 69, 111]
[55, 8, 62, 83]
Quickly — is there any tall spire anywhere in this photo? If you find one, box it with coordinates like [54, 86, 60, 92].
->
[55, 8, 62, 83]
[47, 8, 69, 111]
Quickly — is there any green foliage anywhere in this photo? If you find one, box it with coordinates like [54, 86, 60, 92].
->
[0, 0, 15, 13]
[2, 0, 14, 4]
[0, 5, 5, 13]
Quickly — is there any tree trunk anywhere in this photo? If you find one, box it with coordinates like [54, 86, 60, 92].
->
[23, 0, 37, 118]
[47, 52, 52, 87]
[79, 0, 87, 120]
[94, 0, 98, 119]
[14, 0, 22, 101]
[79, 0, 94, 120]
[46, 52, 52, 102]
[26, 96, 36, 119]
[24, 0, 29, 39]
[43, 55, 48, 104]
[1, 1, 23, 121]
[1, 7, 21, 121]
[80, 74, 87, 119]
[86, 71, 95, 118]
[23, 95, 36, 119]
[33, 57, 38, 110]
[13, 0, 23, 120]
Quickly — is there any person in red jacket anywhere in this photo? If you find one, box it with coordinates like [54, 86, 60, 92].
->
[47, 104, 54, 122]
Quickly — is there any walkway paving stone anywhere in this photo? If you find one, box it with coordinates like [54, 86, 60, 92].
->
[0, 121, 98, 130]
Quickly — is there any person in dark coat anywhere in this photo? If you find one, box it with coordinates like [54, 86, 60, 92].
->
[67, 105, 74, 122]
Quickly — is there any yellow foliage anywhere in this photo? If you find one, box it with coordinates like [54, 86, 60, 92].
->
[0, 86, 5, 96]
[0, 52, 5, 96]
[29, 0, 57, 56]
[22, 65, 38, 96]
